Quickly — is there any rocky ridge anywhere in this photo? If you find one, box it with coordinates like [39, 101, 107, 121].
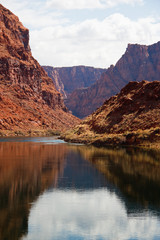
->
[63, 80, 160, 147]
[0, 4, 79, 134]
[66, 42, 160, 118]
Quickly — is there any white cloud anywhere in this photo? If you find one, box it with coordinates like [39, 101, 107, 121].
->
[46, 0, 143, 10]
[22, 189, 160, 240]
[1, 0, 160, 68]
[30, 14, 160, 68]
[0, 0, 67, 30]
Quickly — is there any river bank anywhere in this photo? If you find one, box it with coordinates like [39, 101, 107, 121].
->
[62, 126, 160, 151]
[0, 129, 61, 137]
[1, 127, 160, 151]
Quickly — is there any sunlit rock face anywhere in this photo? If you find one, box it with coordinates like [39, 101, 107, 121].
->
[65, 80, 160, 145]
[65, 42, 160, 118]
[0, 4, 79, 132]
[85, 80, 160, 134]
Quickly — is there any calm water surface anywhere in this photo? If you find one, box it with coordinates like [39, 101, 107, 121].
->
[0, 137, 160, 240]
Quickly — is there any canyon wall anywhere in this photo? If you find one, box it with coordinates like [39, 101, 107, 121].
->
[66, 42, 160, 118]
[43, 65, 105, 98]
[0, 4, 79, 133]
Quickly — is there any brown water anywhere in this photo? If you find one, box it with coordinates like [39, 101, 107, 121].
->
[0, 137, 160, 240]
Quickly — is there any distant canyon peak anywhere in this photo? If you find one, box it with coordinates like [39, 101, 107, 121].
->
[44, 41, 160, 118]
[42, 65, 106, 99]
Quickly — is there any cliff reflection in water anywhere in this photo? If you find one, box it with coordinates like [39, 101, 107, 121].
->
[71, 145, 160, 212]
[0, 142, 67, 240]
[1, 141, 160, 240]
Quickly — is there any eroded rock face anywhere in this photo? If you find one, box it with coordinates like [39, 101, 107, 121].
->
[0, 4, 79, 132]
[43, 65, 105, 98]
[63, 80, 160, 147]
[65, 42, 160, 118]
[86, 80, 160, 134]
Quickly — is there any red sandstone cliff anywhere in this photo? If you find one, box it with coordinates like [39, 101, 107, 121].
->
[43, 65, 105, 98]
[0, 4, 79, 133]
[66, 42, 160, 118]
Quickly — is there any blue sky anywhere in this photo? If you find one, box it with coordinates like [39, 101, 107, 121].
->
[1, 0, 160, 68]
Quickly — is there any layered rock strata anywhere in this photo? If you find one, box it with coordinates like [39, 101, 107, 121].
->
[0, 4, 79, 133]
[66, 42, 160, 118]
[43, 65, 105, 99]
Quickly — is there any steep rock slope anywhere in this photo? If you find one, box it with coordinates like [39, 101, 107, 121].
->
[66, 42, 160, 118]
[64, 81, 160, 146]
[43, 65, 105, 98]
[87, 80, 160, 133]
[0, 4, 79, 134]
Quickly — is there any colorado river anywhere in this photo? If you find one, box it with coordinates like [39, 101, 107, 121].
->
[0, 137, 160, 240]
